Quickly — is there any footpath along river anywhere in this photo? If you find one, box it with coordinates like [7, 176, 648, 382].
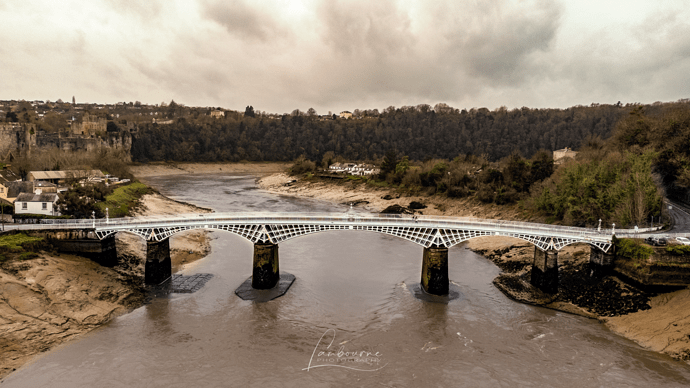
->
[4, 173, 690, 387]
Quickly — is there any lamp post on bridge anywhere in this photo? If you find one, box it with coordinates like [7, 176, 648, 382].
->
[598, 219, 601, 232]
[612, 223, 615, 235]
[92, 211, 95, 228]
[106, 207, 109, 224]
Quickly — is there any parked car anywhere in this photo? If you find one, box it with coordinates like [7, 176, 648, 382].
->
[644, 236, 668, 246]
[676, 237, 690, 245]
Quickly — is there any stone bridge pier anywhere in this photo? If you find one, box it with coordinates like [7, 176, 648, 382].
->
[145, 239, 172, 285]
[252, 242, 280, 289]
[27, 230, 118, 267]
[589, 246, 616, 278]
[235, 242, 295, 301]
[421, 245, 449, 295]
[531, 247, 558, 294]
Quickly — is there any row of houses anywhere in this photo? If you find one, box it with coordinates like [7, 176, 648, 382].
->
[328, 163, 380, 176]
[0, 169, 108, 218]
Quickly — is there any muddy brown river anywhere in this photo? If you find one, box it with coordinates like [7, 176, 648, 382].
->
[4, 173, 690, 387]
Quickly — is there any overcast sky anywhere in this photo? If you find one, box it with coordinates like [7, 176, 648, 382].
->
[1, 0, 689, 114]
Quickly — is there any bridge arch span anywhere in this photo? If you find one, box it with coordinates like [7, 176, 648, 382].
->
[95, 221, 612, 253]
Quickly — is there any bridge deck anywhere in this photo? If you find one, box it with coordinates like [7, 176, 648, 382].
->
[16, 212, 620, 252]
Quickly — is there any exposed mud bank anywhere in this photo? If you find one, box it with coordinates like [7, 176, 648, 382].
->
[0, 192, 212, 380]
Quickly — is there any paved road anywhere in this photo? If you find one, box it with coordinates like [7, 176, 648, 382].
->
[666, 199, 690, 233]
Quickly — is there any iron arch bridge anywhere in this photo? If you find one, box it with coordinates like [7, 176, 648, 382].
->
[40, 212, 614, 252]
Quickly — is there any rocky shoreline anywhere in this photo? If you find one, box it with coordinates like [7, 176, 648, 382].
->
[469, 236, 690, 361]
[469, 238, 654, 317]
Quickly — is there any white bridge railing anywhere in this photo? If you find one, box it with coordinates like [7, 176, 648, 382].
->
[34, 212, 609, 235]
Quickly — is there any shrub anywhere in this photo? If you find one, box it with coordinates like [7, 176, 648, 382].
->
[447, 186, 469, 198]
[615, 238, 654, 261]
[477, 185, 495, 203]
[665, 245, 690, 256]
[19, 251, 39, 260]
[495, 186, 519, 205]
[289, 157, 316, 176]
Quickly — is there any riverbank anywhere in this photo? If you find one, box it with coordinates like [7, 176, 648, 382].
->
[0, 193, 212, 380]
[130, 161, 291, 178]
[469, 237, 690, 362]
[257, 173, 531, 219]
[258, 172, 690, 362]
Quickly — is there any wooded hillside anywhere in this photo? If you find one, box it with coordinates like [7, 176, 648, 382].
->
[130, 103, 630, 163]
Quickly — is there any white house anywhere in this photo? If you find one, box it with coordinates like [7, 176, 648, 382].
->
[553, 147, 578, 164]
[14, 192, 60, 216]
[329, 162, 345, 172]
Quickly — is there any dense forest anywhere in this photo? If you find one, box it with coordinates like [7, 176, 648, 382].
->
[530, 100, 690, 226]
[130, 103, 631, 163]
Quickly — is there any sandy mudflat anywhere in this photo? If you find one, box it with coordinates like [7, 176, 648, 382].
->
[604, 290, 690, 361]
[0, 250, 145, 379]
[0, 191, 212, 380]
[130, 162, 291, 178]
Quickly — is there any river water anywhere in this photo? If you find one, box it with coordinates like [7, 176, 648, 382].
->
[4, 173, 690, 387]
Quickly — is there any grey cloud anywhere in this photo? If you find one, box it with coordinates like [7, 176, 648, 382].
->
[102, 0, 164, 20]
[70, 30, 87, 57]
[123, 32, 239, 106]
[555, 7, 690, 104]
[4, 0, 687, 116]
[316, 0, 415, 57]
[201, 0, 284, 42]
[300, 0, 562, 110]
[434, 0, 562, 84]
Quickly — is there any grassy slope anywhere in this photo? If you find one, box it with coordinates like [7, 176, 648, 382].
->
[95, 182, 151, 217]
